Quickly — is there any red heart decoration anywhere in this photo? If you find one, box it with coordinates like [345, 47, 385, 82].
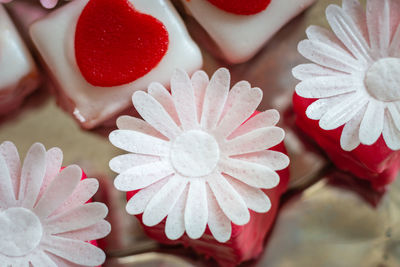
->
[206, 0, 271, 15]
[75, 0, 169, 87]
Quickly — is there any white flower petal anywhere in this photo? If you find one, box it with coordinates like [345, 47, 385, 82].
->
[225, 176, 271, 213]
[142, 175, 188, 227]
[306, 94, 351, 120]
[45, 254, 80, 267]
[295, 75, 358, 99]
[229, 109, 280, 139]
[306, 25, 348, 53]
[215, 82, 262, 139]
[132, 91, 181, 140]
[319, 93, 368, 130]
[206, 185, 231, 243]
[114, 161, 174, 191]
[45, 203, 108, 235]
[382, 112, 400, 150]
[171, 69, 198, 130]
[359, 101, 385, 145]
[191, 70, 209, 122]
[38, 148, 63, 201]
[116, 116, 164, 139]
[42, 236, 106, 266]
[19, 143, 46, 208]
[388, 103, 400, 131]
[293, 63, 347, 81]
[367, 0, 391, 57]
[223, 127, 284, 156]
[165, 186, 188, 240]
[109, 153, 161, 174]
[298, 40, 361, 73]
[389, 23, 400, 57]
[219, 157, 280, 189]
[56, 220, 111, 241]
[0, 141, 20, 198]
[33, 165, 81, 219]
[0, 154, 16, 208]
[207, 173, 249, 225]
[235, 150, 290, 171]
[52, 178, 99, 216]
[326, 4, 372, 62]
[30, 251, 57, 267]
[148, 82, 180, 125]
[109, 130, 170, 156]
[342, 0, 369, 39]
[125, 177, 168, 215]
[185, 180, 208, 239]
[340, 106, 365, 151]
[200, 68, 230, 130]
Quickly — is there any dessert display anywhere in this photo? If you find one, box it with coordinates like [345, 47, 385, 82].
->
[292, 0, 400, 189]
[109, 68, 290, 266]
[0, 141, 110, 266]
[181, 0, 316, 64]
[0, 4, 40, 116]
[0, 0, 399, 266]
[30, 0, 202, 129]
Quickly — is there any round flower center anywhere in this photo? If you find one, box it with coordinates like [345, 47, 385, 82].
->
[0, 207, 43, 257]
[365, 57, 400, 102]
[171, 130, 220, 177]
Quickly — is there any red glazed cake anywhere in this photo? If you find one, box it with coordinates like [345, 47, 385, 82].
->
[109, 68, 290, 266]
[292, 0, 400, 189]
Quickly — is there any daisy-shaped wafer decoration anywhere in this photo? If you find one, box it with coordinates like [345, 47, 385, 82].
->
[0, 0, 66, 9]
[293, 0, 400, 151]
[109, 68, 289, 242]
[0, 141, 110, 266]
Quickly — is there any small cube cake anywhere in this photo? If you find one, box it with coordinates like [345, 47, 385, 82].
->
[109, 68, 290, 266]
[181, 0, 316, 64]
[30, 0, 202, 129]
[0, 4, 40, 115]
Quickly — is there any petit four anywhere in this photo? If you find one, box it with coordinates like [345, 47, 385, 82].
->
[0, 4, 40, 115]
[293, 0, 400, 189]
[0, 141, 110, 266]
[30, 0, 202, 129]
[109, 68, 290, 266]
[181, 0, 316, 63]
[0, 0, 62, 9]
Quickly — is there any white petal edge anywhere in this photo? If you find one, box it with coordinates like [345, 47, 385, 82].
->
[184, 179, 208, 239]
[206, 185, 231, 243]
[165, 186, 188, 240]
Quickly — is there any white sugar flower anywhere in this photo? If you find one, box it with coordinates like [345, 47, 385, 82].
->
[293, 0, 400, 151]
[0, 141, 110, 266]
[109, 68, 289, 242]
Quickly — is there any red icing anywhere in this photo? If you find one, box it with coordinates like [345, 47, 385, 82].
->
[205, 0, 271, 15]
[293, 93, 400, 190]
[126, 111, 290, 266]
[75, 0, 169, 87]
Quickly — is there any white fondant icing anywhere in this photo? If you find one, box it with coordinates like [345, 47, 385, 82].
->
[30, 0, 203, 129]
[182, 0, 316, 64]
[0, 4, 39, 113]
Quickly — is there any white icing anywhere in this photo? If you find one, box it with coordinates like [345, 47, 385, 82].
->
[30, 0, 203, 129]
[0, 5, 38, 108]
[182, 0, 316, 63]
